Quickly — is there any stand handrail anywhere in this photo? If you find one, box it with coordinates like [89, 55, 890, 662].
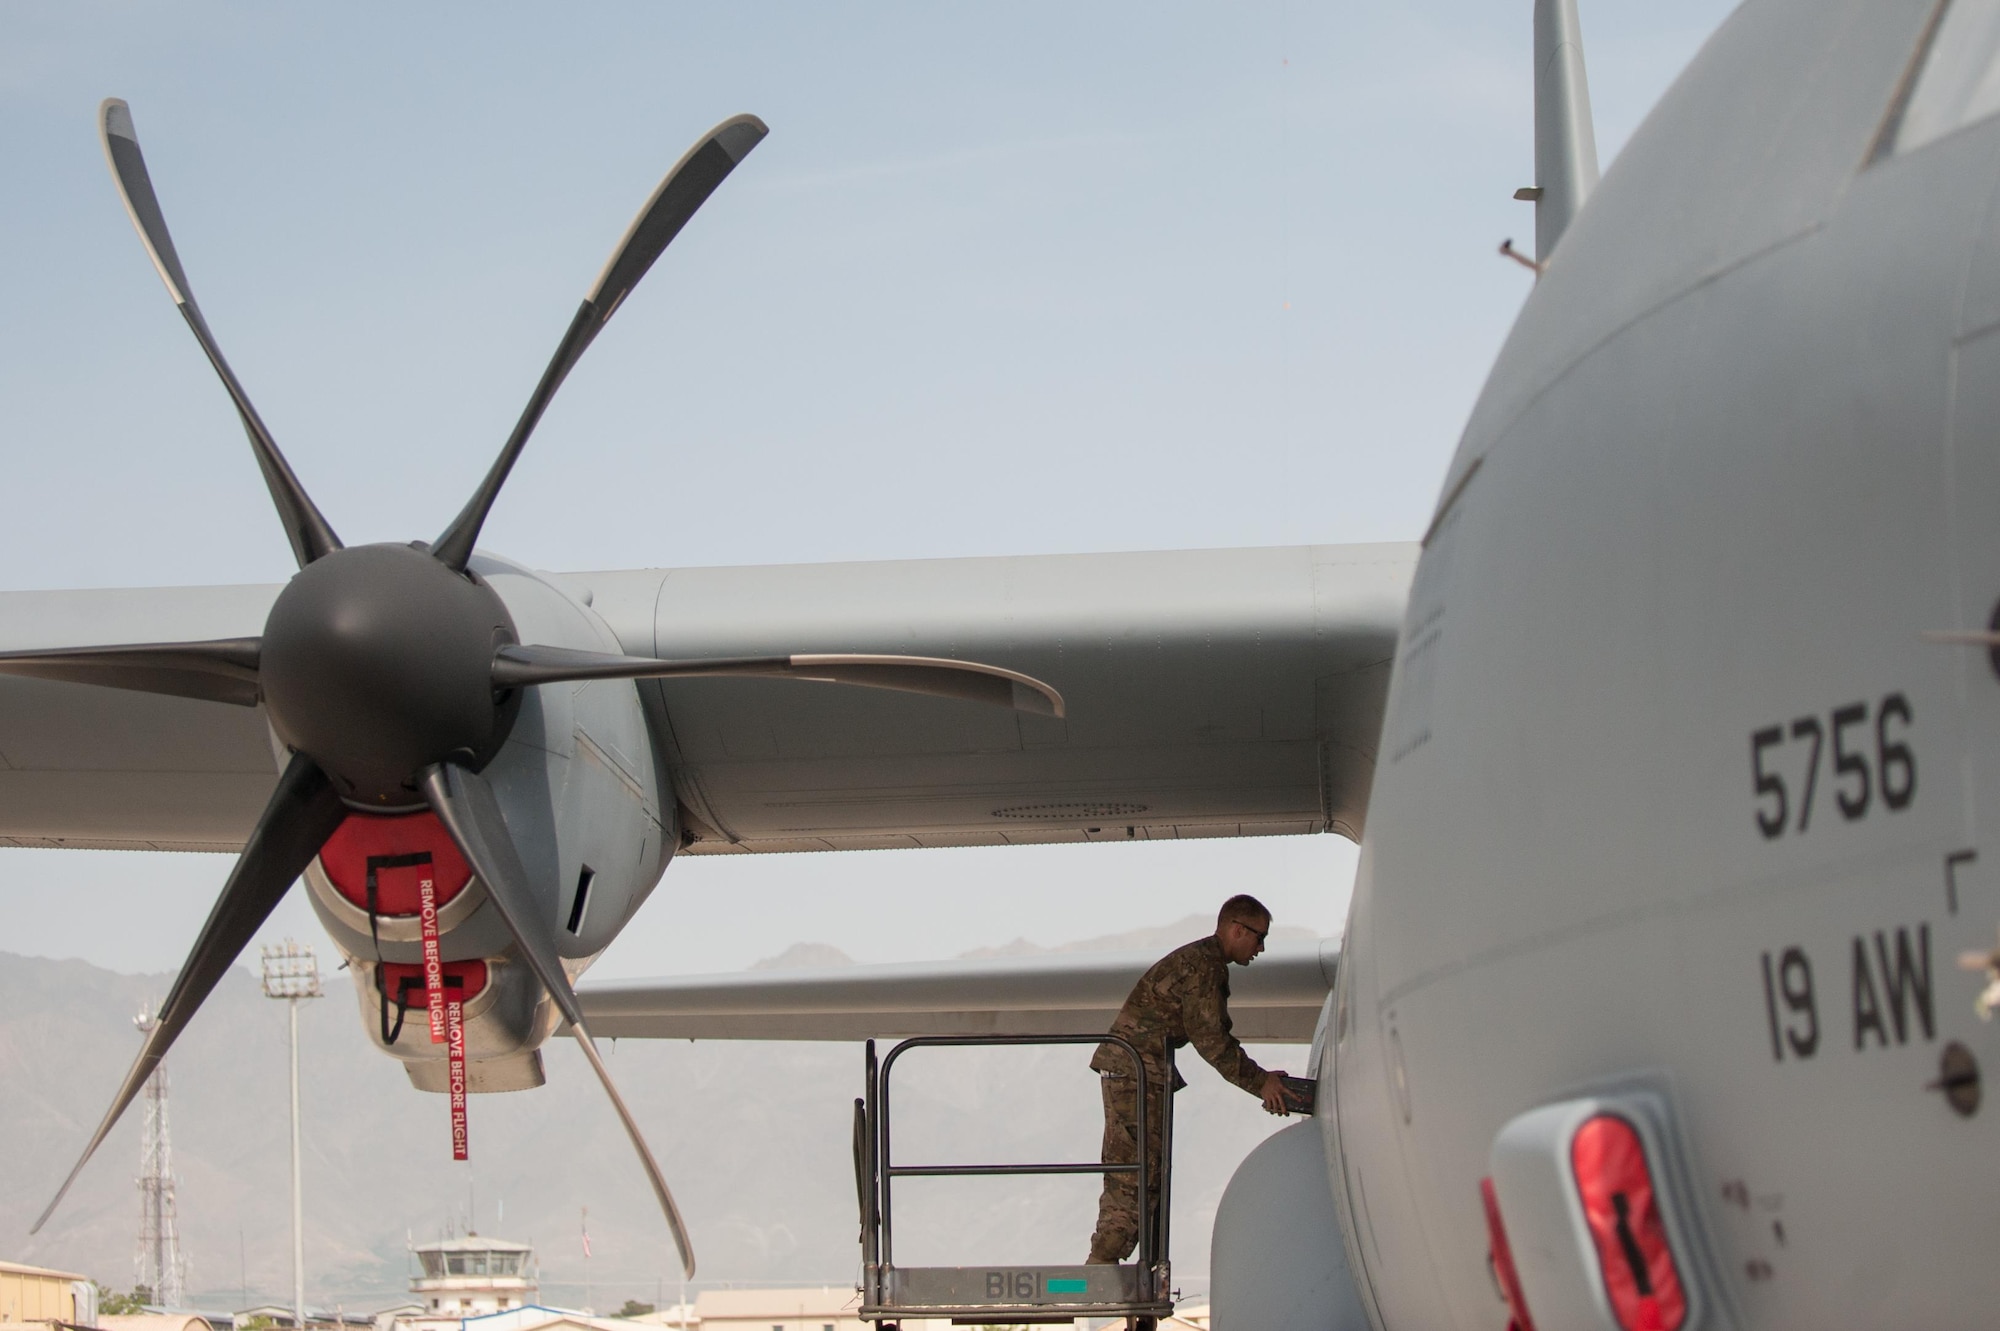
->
[861, 1032, 1172, 1311]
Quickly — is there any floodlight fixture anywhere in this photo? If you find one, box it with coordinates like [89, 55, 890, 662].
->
[261, 939, 320, 1331]
[260, 939, 322, 999]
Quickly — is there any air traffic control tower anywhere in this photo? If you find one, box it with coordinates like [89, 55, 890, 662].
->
[409, 1236, 536, 1317]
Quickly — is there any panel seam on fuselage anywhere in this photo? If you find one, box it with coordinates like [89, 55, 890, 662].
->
[1375, 836, 1925, 1012]
[1425, 222, 1825, 536]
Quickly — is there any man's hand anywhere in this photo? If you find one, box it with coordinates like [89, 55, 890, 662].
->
[1260, 1070, 1292, 1115]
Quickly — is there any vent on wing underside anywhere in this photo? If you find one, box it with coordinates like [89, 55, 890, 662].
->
[990, 802, 1150, 820]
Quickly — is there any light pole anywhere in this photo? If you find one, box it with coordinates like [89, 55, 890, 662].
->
[261, 941, 321, 1331]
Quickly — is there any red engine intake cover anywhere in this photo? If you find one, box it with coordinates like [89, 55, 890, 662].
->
[1571, 1114, 1687, 1331]
[319, 810, 474, 915]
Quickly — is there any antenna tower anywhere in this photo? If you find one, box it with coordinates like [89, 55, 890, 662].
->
[134, 1004, 189, 1308]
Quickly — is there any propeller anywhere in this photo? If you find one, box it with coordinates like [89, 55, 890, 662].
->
[33, 752, 348, 1232]
[101, 100, 341, 569]
[19, 100, 1067, 1281]
[432, 114, 770, 573]
[0, 637, 261, 705]
[492, 645, 1065, 716]
[419, 763, 695, 1271]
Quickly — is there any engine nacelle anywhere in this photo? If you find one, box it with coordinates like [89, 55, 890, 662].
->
[297, 555, 676, 1091]
[1209, 1119, 1370, 1331]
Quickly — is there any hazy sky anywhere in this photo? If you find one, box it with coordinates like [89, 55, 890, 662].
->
[0, 1, 1737, 979]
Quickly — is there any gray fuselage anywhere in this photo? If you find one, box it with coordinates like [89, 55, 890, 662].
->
[1333, 1, 2000, 1325]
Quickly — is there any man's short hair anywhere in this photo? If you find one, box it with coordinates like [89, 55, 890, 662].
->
[1218, 894, 1271, 928]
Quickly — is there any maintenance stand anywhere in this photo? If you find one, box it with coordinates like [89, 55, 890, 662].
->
[854, 1034, 1176, 1330]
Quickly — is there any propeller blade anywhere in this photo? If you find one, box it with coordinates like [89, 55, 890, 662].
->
[34, 751, 344, 1233]
[99, 99, 342, 569]
[419, 762, 696, 1278]
[0, 636, 261, 706]
[492, 644, 1065, 718]
[431, 114, 769, 572]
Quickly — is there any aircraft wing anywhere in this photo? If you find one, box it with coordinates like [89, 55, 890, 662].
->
[576, 939, 1338, 1043]
[0, 542, 1412, 852]
[575, 542, 1414, 853]
[0, 584, 281, 851]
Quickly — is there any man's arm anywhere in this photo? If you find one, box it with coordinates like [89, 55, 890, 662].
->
[1180, 969, 1273, 1095]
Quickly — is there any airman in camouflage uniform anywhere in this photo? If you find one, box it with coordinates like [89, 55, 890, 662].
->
[1086, 895, 1294, 1265]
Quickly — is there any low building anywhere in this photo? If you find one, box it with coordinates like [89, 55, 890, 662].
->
[100, 1315, 218, 1331]
[0, 1260, 90, 1325]
[370, 1303, 424, 1331]
[455, 1311, 626, 1331]
[233, 1304, 371, 1330]
[684, 1289, 864, 1331]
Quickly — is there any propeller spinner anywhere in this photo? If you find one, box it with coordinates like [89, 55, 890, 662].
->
[9, 100, 1065, 1279]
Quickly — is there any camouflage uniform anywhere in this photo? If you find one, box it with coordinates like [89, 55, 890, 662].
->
[1086, 935, 1270, 1264]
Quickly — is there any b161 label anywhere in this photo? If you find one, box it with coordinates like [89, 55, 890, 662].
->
[1749, 693, 1914, 840]
[982, 1271, 1089, 1299]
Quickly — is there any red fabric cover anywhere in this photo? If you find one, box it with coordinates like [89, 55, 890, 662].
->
[319, 810, 473, 914]
[1570, 1115, 1686, 1331]
[379, 959, 489, 1003]
[1480, 1175, 1538, 1331]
